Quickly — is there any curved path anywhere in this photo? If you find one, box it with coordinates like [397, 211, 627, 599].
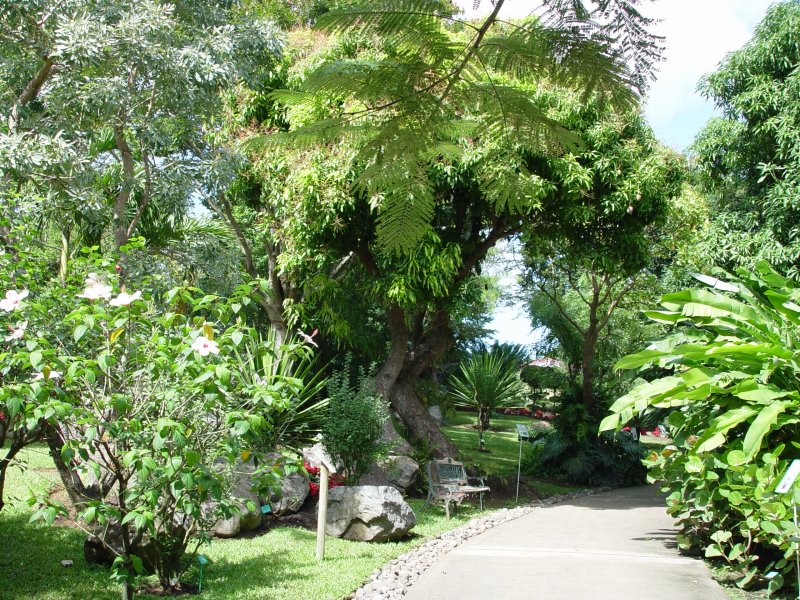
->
[405, 485, 728, 600]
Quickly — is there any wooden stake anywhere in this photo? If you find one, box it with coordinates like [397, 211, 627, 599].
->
[316, 464, 329, 561]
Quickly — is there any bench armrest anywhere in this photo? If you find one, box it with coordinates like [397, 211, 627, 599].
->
[467, 476, 487, 486]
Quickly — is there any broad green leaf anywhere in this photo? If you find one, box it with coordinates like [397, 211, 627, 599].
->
[614, 349, 667, 370]
[74, 325, 88, 342]
[743, 401, 787, 460]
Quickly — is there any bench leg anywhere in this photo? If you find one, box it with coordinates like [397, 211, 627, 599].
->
[444, 499, 451, 519]
[479, 492, 484, 511]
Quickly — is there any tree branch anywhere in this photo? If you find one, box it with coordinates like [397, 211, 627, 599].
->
[438, 0, 506, 102]
[535, 277, 587, 336]
[7, 57, 54, 133]
[112, 121, 136, 251]
[126, 144, 152, 239]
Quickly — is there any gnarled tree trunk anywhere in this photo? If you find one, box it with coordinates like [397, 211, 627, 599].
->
[379, 306, 457, 458]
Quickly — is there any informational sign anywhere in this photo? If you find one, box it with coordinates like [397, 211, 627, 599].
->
[776, 459, 800, 494]
[516, 423, 530, 442]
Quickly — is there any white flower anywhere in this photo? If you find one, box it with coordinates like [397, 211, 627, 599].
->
[0, 289, 29, 312]
[297, 328, 319, 348]
[78, 273, 112, 301]
[4, 320, 28, 341]
[33, 369, 62, 381]
[191, 336, 219, 357]
[109, 291, 142, 307]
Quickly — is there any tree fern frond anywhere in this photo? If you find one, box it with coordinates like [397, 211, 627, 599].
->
[467, 84, 582, 152]
[301, 59, 430, 104]
[315, 1, 460, 62]
[539, 0, 664, 94]
[477, 25, 637, 108]
[243, 118, 365, 151]
[374, 171, 436, 254]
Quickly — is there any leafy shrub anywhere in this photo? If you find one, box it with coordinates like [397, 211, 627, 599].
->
[322, 358, 389, 482]
[0, 244, 310, 596]
[602, 262, 800, 590]
[525, 399, 646, 486]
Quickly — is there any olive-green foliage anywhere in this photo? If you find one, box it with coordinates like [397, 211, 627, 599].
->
[322, 359, 389, 482]
[520, 364, 568, 400]
[693, 0, 800, 276]
[602, 263, 800, 590]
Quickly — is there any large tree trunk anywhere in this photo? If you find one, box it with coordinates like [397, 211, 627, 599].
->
[581, 333, 596, 412]
[379, 307, 457, 458]
[390, 378, 456, 457]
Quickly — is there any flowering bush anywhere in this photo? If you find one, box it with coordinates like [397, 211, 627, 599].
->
[0, 243, 310, 596]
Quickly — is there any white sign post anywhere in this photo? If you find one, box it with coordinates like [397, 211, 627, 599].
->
[516, 424, 530, 505]
[776, 459, 800, 598]
[306, 443, 337, 562]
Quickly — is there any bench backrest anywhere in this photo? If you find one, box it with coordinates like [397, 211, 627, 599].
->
[430, 457, 468, 486]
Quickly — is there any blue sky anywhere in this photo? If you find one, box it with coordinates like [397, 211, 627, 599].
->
[452, 0, 776, 347]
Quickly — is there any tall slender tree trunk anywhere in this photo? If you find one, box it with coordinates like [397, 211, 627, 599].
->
[582, 298, 600, 412]
[59, 226, 70, 284]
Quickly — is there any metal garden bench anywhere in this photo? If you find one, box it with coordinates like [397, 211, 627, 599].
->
[422, 457, 490, 518]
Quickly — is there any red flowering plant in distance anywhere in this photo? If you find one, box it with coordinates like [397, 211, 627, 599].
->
[304, 462, 345, 497]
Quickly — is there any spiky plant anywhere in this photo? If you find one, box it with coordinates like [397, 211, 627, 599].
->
[448, 350, 526, 450]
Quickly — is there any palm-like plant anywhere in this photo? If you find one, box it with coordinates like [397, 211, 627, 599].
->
[449, 351, 526, 450]
[234, 329, 328, 452]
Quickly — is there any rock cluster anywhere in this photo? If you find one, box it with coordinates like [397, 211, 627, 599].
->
[348, 488, 608, 600]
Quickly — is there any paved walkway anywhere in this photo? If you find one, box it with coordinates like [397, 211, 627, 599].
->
[405, 485, 729, 600]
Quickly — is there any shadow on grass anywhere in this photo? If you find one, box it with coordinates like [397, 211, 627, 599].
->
[0, 511, 118, 600]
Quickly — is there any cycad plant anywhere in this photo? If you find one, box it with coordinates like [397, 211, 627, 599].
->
[449, 350, 526, 450]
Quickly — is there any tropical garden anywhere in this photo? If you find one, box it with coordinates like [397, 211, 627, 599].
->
[1, 0, 800, 597]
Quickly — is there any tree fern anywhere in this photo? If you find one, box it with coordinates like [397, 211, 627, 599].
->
[250, 0, 662, 253]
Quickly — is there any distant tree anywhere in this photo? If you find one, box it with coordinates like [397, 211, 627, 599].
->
[693, 0, 800, 275]
[522, 112, 686, 411]
[0, 0, 281, 275]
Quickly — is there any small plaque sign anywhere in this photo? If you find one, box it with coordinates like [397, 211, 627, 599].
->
[776, 459, 800, 494]
[516, 423, 530, 441]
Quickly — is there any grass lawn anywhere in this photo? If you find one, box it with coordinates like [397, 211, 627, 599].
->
[443, 411, 577, 500]
[0, 444, 498, 600]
